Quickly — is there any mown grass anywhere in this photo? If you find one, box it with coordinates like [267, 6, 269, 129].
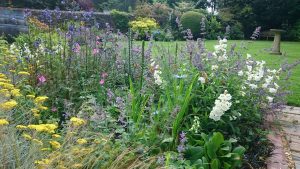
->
[148, 40, 300, 106]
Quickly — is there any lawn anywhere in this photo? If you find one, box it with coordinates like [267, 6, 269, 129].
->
[149, 40, 300, 106]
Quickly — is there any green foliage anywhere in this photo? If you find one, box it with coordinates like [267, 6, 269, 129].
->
[111, 10, 131, 33]
[185, 132, 246, 169]
[206, 17, 222, 40]
[181, 11, 205, 38]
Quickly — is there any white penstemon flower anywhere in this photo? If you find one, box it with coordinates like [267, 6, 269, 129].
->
[209, 90, 232, 121]
[213, 38, 228, 62]
[151, 60, 164, 86]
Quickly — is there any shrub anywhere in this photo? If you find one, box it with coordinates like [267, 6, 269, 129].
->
[229, 22, 245, 40]
[129, 17, 158, 38]
[134, 3, 172, 28]
[111, 10, 130, 33]
[181, 11, 205, 38]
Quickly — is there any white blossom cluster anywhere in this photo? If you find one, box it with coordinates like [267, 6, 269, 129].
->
[151, 60, 163, 86]
[238, 54, 281, 103]
[209, 90, 232, 121]
[213, 38, 228, 61]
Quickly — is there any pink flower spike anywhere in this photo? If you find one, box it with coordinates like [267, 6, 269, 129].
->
[101, 72, 108, 78]
[96, 36, 100, 40]
[99, 79, 105, 85]
[38, 75, 46, 84]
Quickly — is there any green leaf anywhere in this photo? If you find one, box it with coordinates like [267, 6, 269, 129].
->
[206, 142, 217, 159]
[211, 158, 220, 169]
[223, 162, 232, 169]
[211, 132, 224, 148]
[202, 157, 209, 169]
[232, 146, 246, 156]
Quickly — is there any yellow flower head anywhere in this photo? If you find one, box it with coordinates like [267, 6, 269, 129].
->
[76, 138, 87, 145]
[26, 94, 35, 99]
[28, 124, 58, 133]
[0, 82, 15, 89]
[22, 133, 32, 140]
[18, 71, 30, 76]
[35, 158, 51, 165]
[41, 148, 51, 151]
[16, 125, 28, 130]
[11, 89, 22, 97]
[49, 141, 61, 149]
[70, 117, 86, 127]
[34, 96, 49, 104]
[32, 139, 43, 145]
[52, 134, 61, 138]
[0, 89, 10, 97]
[0, 119, 9, 126]
[0, 100, 18, 111]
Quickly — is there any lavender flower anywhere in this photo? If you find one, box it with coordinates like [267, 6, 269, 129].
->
[250, 26, 261, 40]
[177, 131, 187, 160]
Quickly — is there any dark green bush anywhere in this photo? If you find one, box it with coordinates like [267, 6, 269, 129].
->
[111, 10, 130, 33]
[181, 11, 205, 38]
[229, 22, 245, 40]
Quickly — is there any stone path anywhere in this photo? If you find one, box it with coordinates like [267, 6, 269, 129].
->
[279, 106, 300, 168]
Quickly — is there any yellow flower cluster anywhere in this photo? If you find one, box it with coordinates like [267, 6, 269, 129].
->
[70, 117, 86, 127]
[0, 100, 18, 111]
[49, 141, 61, 149]
[76, 138, 87, 145]
[35, 158, 51, 165]
[0, 119, 9, 126]
[18, 71, 30, 76]
[129, 18, 158, 33]
[28, 124, 58, 133]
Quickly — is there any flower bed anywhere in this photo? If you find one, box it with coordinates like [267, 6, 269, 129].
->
[0, 9, 297, 169]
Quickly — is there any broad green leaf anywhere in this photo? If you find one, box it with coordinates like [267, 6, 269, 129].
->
[211, 158, 220, 169]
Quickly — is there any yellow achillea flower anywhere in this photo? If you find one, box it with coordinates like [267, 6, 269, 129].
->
[11, 89, 22, 97]
[18, 71, 30, 76]
[0, 78, 10, 82]
[49, 141, 61, 149]
[38, 105, 48, 111]
[28, 124, 58, 133]
[0, 119, 9, 126]
[0, 89, 10, 97]
[0, 100, 18, 110]
[76, 138, 87, 145]
[22, 133, 32, 140]
[52, 134, 61, 138]
[34, 96, 49, 103]
[41, 148, 51, 151]
[16, 125, 28, 129]
[35, 158, 51, 165]
[31, 108, 40, 114]
[0, 82, 14, 89]
[9, 70, 16, 73]
[26, 94, 35, 99]
[32, 139, 43, 145]
[0, 73, 6, 78]
[70, 117, 86, 127]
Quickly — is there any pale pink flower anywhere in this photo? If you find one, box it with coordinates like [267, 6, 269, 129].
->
[38, 75, 46, 84]
[99, 79, 105, 85]
[101, 72, 108, 78]
[92, 48, 99, 55]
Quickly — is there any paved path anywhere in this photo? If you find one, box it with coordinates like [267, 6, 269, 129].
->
[279, 106, 300, 168]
